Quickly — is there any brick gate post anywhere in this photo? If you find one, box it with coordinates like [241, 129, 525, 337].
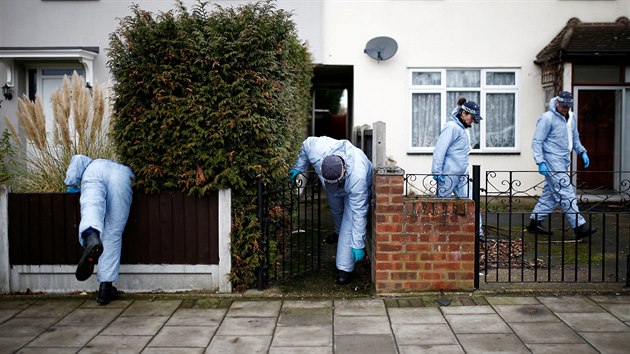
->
[372, 167, 475, 293]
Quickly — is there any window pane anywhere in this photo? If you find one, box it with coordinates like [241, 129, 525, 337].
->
[447, 91, 480, 149]
[486, 72, 515, 85]
[411, 93, 441, 147]
[42, 69, 84, 76]
[412, 72, 441, 86]
[446, 70, 480, 88]
[574, 65, 620, 83]
[486, 93, 515, 148]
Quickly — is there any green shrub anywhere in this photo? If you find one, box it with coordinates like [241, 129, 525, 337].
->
[107, 0, 312, 290]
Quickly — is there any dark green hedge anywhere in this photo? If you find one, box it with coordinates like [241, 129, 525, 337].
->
[107, 0, 312, 290]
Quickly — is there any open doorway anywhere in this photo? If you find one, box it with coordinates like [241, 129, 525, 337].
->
[311, 65, 353, 140]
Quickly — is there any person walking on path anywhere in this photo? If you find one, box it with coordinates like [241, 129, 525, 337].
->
[65, 154, 135, 305]
[432, 97, 483, 237]
[289, 136, 372, 285]
[527, 91, 596, 240]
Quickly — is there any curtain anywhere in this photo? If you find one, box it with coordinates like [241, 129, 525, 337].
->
[411, 93, 441, 147]
[486, 93, 515, 147]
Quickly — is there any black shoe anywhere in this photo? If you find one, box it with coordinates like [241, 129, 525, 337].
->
[574, 224, 596, 240]
[526, 219, 553, 235]
[97, 282, 118, 305]
[76, 228, 103, 281]
[325, 232, 339, 244]
[337, 270, 352, 285]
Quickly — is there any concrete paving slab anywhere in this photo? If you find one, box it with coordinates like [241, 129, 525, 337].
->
[334, 315, 391, 335]
[0, 336, 34, 354]
[226, 300, 282, 317]
[277, 306, 332, 326]
[538, 296, 604, 313]
[281, 300, 331, 309]
[17, 348, 80, 354]
[599, 303, 630, 321]
[0, 308, 19, 323]
[25, 325, 101, 348]
[57, 307, 123, 326]
[0, 317, 58, 337]
[271, 325, 332, 347]
[580, 332, 630, 353]
[492, 304, 560, 323]
[148, 325, 216, 347]
[166, 308, 226, 326]
[120, 300, 181, 317]
[335, 334, 396, 354]
[439, 305, 494, 315]
[145, 348, 204, 354]
[391, 324, 459, 346]
[398, 344, 464, 354]
[456, 333, 530, 353]
[388, 307, 446, 324]
[206, 335, 272, 354]
[589, 295, 630, 304]
[80, 298, 133, 309]
[485, 296, 541, 305]
[16, 300, 82, 318]
[510, 322, 585, 344]
[102, 316, 169, 336]
[0, 300, 32, 310]
[555, 312, 630, 332]
[215, 317, 277, 336]
[526, 343, 599, 354]
[334, 299, 387, 316]
[268, 347, 332, 354]
[79, 334, 151, 354]
[445, 314, 513, 334]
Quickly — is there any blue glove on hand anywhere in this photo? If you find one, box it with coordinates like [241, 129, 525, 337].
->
[581, 152, 590, 168]
[289, 169, 300, 184]
[538, 162, 550, 176]
[351, 248, 365, 262]
[66, 186, 81, 193]
[432, 175, 445, 183]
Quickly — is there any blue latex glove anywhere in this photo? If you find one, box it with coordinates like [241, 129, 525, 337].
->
[351, 248, 365, 262]
[66, 186, 81, 193]
[289, 169, 300, 184]
[538, 162, 550, 176]
[581, 152, 590, 168]
[432, 175, 445, 183]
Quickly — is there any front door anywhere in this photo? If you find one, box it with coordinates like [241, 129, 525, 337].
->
[575, 89, 619, 191]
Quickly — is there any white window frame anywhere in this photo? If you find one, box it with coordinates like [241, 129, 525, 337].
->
[407, 68, 520, 153]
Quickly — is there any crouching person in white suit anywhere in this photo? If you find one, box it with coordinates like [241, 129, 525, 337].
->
[65, 154, 134, 305]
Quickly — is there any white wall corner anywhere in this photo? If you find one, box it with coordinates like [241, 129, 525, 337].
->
[218, 188, 232, 293]
[0, 186, 10, 293]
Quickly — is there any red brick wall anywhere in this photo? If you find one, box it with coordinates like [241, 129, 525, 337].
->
[372, 168, 475, 293]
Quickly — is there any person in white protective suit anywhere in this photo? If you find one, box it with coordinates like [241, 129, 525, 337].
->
[527, 91, 596, 240]
[65, 155, 134, 305]
[432, 98, 484, 236]
[289, 136, 372, 285]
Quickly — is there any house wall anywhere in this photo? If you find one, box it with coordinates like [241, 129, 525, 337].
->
[322, 0, 629, 186]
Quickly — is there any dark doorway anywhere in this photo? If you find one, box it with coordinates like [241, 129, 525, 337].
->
[576, 89, 616, 190]
[311, 65, 353, 140]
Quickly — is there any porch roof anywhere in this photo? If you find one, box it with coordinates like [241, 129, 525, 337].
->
[534, 17, 630, 64]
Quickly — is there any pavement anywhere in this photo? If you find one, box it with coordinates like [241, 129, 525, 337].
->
[1, 291, 630, 353]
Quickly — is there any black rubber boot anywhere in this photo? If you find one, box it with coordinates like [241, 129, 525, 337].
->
[75, 228, 103, 281]
[526, 219, 553, 235]
[97, 282, 118, 305]
[324, 232, 339, 244]
[574, 224, 596, 240]
[337, 270, 352, 285]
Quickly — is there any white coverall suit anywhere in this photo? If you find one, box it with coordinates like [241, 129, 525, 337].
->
[432, 113, 472, 198]
[292, 136, 373, 273]
[64, 155, 135, 283]
[530, 97, 588, 229]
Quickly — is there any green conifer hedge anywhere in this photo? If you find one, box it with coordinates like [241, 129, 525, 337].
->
[107, 0, 312, 289]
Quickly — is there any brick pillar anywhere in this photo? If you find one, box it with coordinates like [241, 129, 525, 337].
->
[372, 167, 475, 293]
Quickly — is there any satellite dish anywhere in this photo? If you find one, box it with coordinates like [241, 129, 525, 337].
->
[364, 36, 398, 62]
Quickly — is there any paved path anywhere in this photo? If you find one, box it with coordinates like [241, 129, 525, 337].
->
[1, 293, 629, 353]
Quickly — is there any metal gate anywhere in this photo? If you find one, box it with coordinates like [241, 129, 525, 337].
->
[478, 169, 630, 286]
[256, 173, 323, 290]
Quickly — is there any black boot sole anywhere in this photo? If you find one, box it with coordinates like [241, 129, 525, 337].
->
[97, 286, 118, 305]
[76, 243, 103, 281]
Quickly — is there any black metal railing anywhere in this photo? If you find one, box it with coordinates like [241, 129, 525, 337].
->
[481, 170, 630, 285]
[405, 173, 472, 198]
[257, 174, 322, 290]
